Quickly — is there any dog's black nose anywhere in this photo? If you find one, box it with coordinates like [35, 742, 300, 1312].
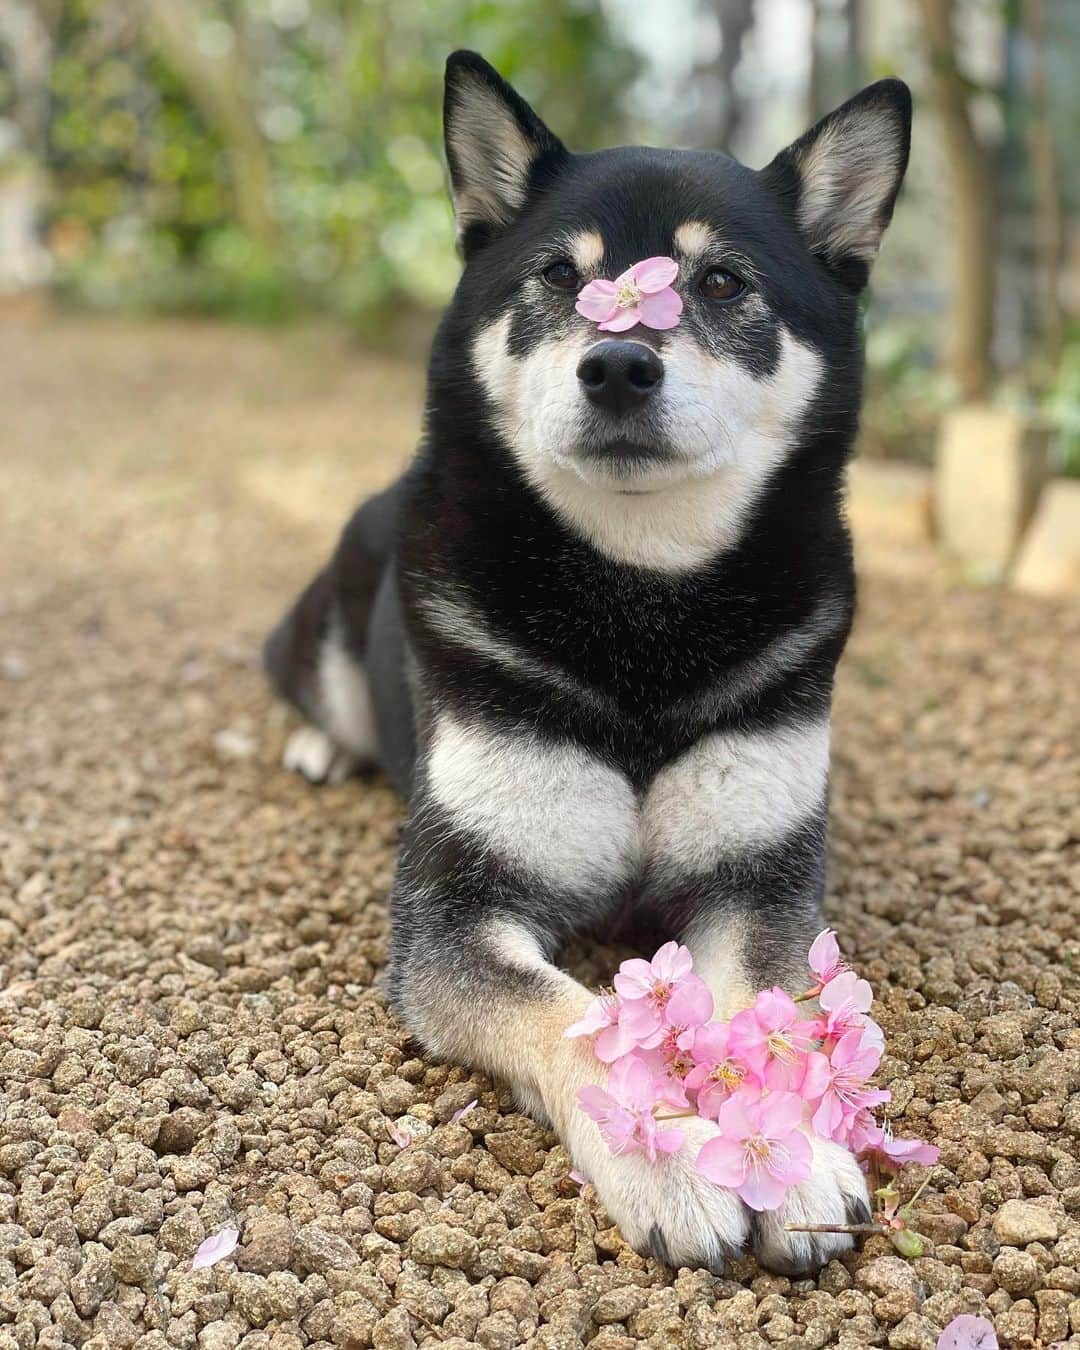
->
[577, 340, 664, 417]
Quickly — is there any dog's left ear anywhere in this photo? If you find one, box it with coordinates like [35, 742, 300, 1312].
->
[762, 79, 912, 291]
[444, 50, 567, 252]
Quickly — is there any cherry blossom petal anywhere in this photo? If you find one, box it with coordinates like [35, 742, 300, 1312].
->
[615, 997, 664, 1043]
[608, 1052, 657, 1110]
[594, 1019, 644, 1063]
[564, 995, 611, 1038]
[450, 1100, 478, 1125]
[666, 975, 713, 1028]
[714, 1093, 756, 1141]
[848, 1109, 885, 1155]
[799, 1050, 832, 1103]
[936, 1314, 999, 1350]
[654, 1127, 685, 1155]
[192, 1226, 240, 1271]
[811, 1093, 848, 1142]
[772, 1122, 813, 1177]
[738, 1169, 790, 1211]
[638, 288, 684, 329]
[808, 929, 842, 982]
[613, 958, 655, 999]
[577, 1084, 614, 1118]
[653, 1073, 690, 1110]
[764, 1089, 807, 1136]
[858, 1017, 886, 1056]
[759, 987, 801, 1025]
[597, 306, 641, 332]
[630, 256, 680, 293]
[651, 941, 694, 982]
[696, 1134, 746, 1187]
[574, 278, 619, 322]
[882, 1136, 940, 1166]
[820, 970, 873, 1015]
[691, 1021, 731, 1062]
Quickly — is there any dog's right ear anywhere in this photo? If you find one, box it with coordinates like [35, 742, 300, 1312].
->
[761, 79, 912, 292]
[444, 51, 566, 253]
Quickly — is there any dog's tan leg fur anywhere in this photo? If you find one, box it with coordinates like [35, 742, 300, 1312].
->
[396, 920, 750, 1271]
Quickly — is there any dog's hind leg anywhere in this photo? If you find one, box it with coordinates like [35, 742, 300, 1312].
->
[263, 571, 374, 784]
[264, 477, 406, 785]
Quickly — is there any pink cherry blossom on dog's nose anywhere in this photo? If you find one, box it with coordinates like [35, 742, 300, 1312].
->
[575, 256, 684, 332]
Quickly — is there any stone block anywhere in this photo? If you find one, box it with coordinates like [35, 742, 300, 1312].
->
[848, 460, 933, 546]
[934, 405, 1051, 574]
[1011, 479, 1080, 596]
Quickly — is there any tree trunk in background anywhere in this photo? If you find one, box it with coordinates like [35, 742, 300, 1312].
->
[694, 0, 755, 152]
[915, 0, 996, 401]
[0, 0, 53, 291]
[806, 0, 824, 125]
[845, 0, 864, 92]
[142, 0, 279, 251]
[1023, 0, 1064, 371]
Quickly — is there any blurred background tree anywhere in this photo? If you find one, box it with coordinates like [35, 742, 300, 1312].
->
[1, 0, 637, 331]
[0, 0, 1076, 465]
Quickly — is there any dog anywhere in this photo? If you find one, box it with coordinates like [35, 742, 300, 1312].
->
[264, 50, 911, 1275]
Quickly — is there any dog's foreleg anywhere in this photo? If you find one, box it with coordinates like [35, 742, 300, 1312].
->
[389, 909, 750, 1272]
[672, 878, 873, 1275]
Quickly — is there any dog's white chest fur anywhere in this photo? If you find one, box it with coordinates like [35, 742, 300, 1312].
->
[426, 710, 830, 895]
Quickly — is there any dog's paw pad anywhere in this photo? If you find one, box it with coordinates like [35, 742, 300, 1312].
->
[751, 1133, 870, 1275]
[282, 726, 357, 785]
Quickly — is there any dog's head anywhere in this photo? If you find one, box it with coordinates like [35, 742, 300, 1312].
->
[436, 52, 911, 570]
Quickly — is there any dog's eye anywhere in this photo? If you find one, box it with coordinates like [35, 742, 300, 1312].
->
[699, 269, 745, 303]
[542, 261, 581, 292]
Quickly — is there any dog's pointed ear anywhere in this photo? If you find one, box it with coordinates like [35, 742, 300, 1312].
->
[762, 79, 911, 290]
[444, 50, 567, 251]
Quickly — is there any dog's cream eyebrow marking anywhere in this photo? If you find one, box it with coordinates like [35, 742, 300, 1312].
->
[674, 221, 716, 258]
[567, 229, 605, 273]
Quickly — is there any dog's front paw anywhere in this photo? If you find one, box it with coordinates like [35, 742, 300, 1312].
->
[750, 1131, 871, 1275]
[573, 1116, 870, 1276]
[575, 1115, 750, 1273]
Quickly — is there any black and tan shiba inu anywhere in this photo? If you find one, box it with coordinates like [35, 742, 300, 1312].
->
[265, 50, 911, 1274]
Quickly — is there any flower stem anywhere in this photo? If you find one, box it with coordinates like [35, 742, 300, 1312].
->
[901, 1172, 934, 1212]
[784, 1222, 888, 1235]
[653, 1110, 698, 1121]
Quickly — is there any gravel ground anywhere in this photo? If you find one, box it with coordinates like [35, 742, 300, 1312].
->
[1, 311, 1078, 1350]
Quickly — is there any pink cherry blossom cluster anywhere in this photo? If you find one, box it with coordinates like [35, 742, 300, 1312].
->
[566, 933, 938, 1213]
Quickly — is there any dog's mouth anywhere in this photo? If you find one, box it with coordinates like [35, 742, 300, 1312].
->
[576, 436, 674, 466]
[556, 429, 693, 491]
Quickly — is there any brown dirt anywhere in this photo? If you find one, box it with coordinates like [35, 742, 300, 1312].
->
[1, 311, 1078, 1350]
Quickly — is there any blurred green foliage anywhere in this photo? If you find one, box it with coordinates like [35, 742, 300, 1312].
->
[861, 313, 954, 464]
[31, 0, 637, 329]
[862, 312, 1080, 475]
[1043, 327, 1080, 476]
